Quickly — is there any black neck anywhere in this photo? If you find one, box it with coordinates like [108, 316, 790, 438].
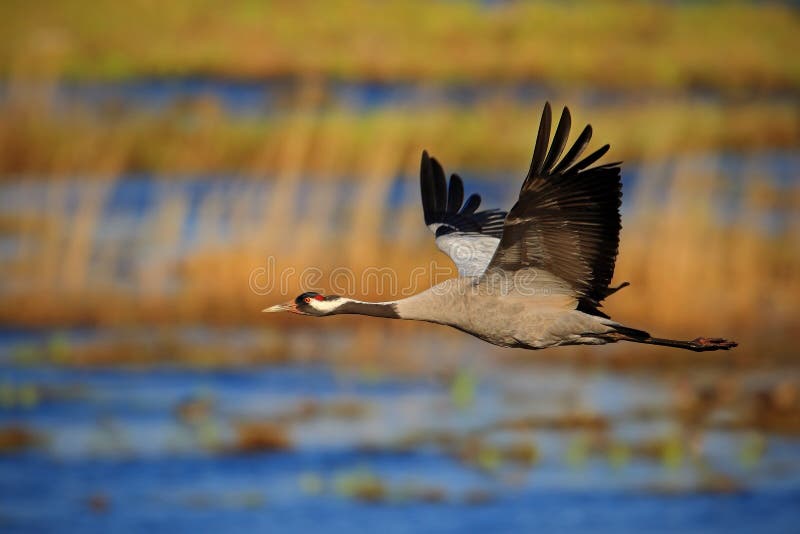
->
[334, 300, 400, 318]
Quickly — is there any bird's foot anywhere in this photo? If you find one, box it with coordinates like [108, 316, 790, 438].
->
[689, 337, 738, 351]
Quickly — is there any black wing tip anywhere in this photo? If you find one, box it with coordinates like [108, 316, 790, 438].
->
[568, 143, 611, 174]
[419, 151, 505, 237]
[541, 105, 573, 174]
[528, 102, 554, 177]
[529, 102, 616, 180]
[446, 173, 464, 215]
[420, 150, 431, 173]
[420, 149, 437, 226]
[420, 149, 431, 176]
[421, 150, 472, 225]
[460, 193, 482, 215]
[525, 104, 615, 181]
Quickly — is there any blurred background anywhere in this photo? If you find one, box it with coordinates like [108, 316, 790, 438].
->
[0, 1, 799, 532]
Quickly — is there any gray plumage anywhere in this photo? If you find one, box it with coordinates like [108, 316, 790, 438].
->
[264, 103, 737, 353]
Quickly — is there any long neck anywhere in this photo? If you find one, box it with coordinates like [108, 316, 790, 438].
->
[331, 298, 401, 319]
[331, 290, 450, 324]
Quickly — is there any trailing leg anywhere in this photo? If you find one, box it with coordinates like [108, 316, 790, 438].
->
[605, 326, 737, 352]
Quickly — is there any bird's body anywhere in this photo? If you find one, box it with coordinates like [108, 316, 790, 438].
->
[389, 274, 596, 348]
[312, 274, 621, 349]
[265, 103, 736, 353]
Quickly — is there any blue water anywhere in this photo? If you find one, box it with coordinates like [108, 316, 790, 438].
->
[1, 352, 800, 534]
[4, 78, 797, 116]
[2, 74, 799, 533]
[3, 455, 799, 534]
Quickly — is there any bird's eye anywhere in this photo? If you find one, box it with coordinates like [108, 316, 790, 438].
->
[304, 297, 311, 304]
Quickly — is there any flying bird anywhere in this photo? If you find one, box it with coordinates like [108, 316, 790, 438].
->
[264, 103, 736, 352]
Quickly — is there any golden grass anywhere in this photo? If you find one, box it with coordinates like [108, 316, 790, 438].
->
[609, 165, 800, 359]
[2, 145, 797, 366]
[0, 67, 797, 367]
[0, 94, 797, 176]
[0, 1, 797, 92]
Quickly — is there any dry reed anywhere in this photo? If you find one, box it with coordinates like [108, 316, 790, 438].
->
[0, 95, 797, 177]
[1, 142, 797, 366]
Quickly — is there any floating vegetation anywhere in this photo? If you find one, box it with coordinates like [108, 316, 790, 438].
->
[272, 398, 370, 424]
[659, 435, 685, 470]
[332, 468, 387, 503]
[0, 381, 87, 410]
[392, 429, 461, 452]
[607, 442, 632, 470]
[85, 493, 110, 514]
[565, 434, 591, 469]
[750, 381, 800, 436]
[230, 421, 293, 454]
[174, 394, 216, 426]
[487, 412, 610, 433]
[455, 438, 539, 472]
[0, 425, 43, 453]
[738, 433, 767, 469]
[449, 368, 476, 410]
[0, 381, 40, 409]
[497, 441, 539, 467]
[332, 467, 447, 504]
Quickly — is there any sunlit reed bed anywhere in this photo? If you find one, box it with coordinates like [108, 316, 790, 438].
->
[1, 154, 797, 365]
[1, 1, 797, 93]
[0, 94, 796, 176]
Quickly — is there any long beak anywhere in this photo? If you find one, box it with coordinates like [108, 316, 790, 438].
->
[261, 302, 296, 313]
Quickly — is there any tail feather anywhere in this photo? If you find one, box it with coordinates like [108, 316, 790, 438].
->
[609, 326, 737, 352]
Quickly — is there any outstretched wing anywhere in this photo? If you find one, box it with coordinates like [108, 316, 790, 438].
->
[486, 103, 625, 317]
[420, 151, 507, 277]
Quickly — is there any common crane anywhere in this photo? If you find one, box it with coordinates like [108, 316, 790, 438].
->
[264, 103, 736, 352]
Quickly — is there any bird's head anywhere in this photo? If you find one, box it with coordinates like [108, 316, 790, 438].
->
[262, 292, 343, 316]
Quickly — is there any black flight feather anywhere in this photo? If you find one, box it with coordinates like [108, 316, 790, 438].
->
[541, 107, 571, 174]
[419, 153, 508, 240]
[488, 103, 623, 316]
[527, 102, 552, 179]
[447, 174, 464, 214]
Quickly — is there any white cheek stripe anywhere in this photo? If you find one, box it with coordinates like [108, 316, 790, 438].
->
[309, 298, 345, 313]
